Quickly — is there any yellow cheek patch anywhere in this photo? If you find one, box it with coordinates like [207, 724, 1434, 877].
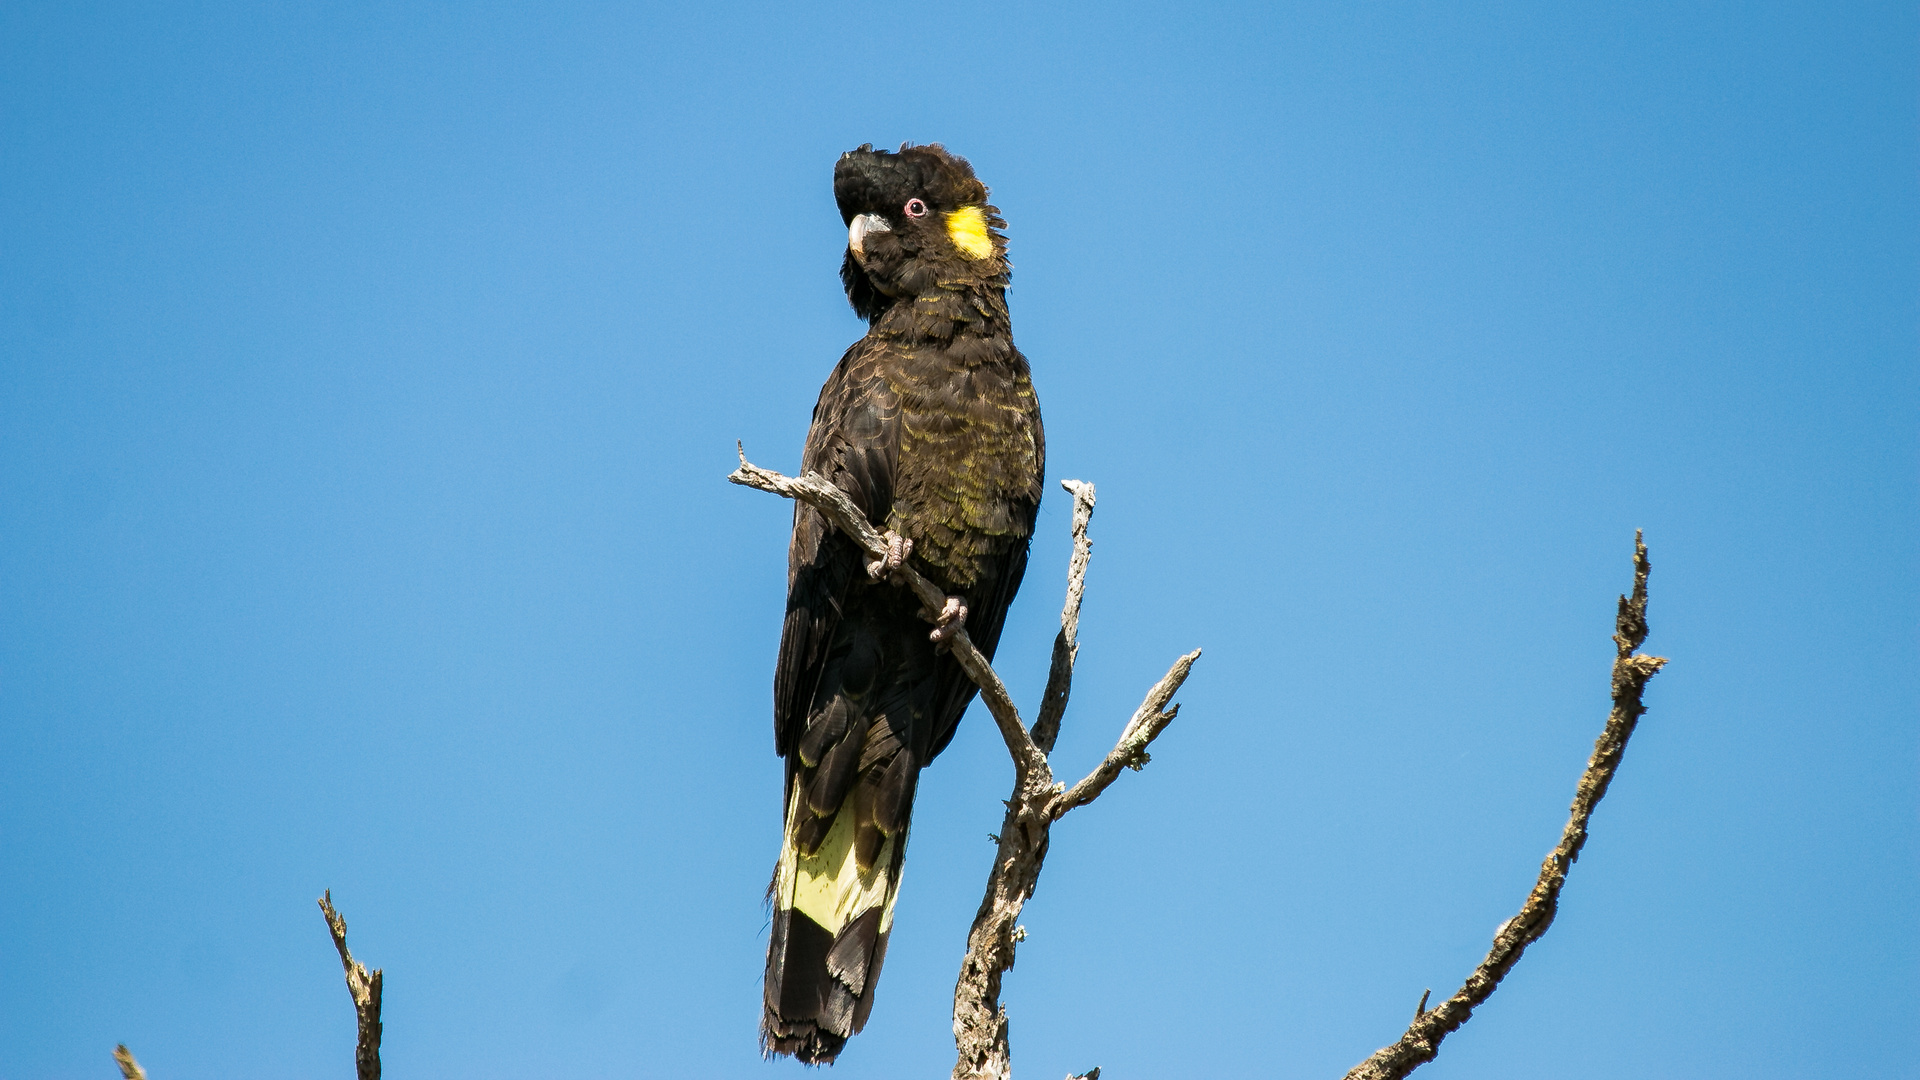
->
[945, 205, 994, 260]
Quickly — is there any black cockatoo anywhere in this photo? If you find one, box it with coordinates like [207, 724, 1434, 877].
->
[761, 144, 1045, 1063]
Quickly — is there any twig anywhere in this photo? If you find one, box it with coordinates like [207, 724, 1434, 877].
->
[1340, 532, 1667, 1080]
[318, 890, 383, 1080]
[1032, 480, 1096, 754]
[112, 1045, 147, 1080]
[729, 448, 1200, 1080]
[1050, 651, 1199, 818]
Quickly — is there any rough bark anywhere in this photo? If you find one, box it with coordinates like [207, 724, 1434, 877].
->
[318, 890, 383, 1080]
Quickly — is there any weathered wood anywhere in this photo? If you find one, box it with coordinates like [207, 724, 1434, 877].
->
[1340, 533, 1667, 1080]
[319, 890, 383, 1080]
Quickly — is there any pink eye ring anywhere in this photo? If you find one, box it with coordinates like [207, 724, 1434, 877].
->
[903, 198, 929, 218]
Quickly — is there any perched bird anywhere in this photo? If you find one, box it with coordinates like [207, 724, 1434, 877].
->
[762, 144, 1045, 1063]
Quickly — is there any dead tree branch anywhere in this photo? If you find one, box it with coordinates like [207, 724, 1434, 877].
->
[1031, 479, 1095, 754]
[1340, 531, 1667, 1080]
[112, 1045, 147, 1080]
[1050, 651, 1196, 818]
[318, 890, 383, 1080]
[730, 452, 1200, 1080]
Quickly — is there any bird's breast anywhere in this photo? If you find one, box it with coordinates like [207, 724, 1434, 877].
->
[883, 345, 1041, 589]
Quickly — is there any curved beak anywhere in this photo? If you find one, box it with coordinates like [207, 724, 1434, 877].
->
[847, 212, 890, 260]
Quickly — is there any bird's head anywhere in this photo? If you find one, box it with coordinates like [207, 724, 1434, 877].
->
[834, 143, 1009, 322]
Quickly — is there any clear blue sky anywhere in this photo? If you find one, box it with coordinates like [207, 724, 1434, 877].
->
[2, 2, 1913, 1077]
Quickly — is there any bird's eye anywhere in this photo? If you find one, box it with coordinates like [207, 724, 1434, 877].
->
[903, 198, 929, 218]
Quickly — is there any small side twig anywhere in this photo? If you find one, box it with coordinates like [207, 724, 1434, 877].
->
[1050, 650, 1199, 818]
[318, 890, 383, 1080]
[112, 1045, 147, 1080]
[1340, 532, 1667, 1080]
[1032, 479, 1096, 754]
[729, 448, 1200, 1080]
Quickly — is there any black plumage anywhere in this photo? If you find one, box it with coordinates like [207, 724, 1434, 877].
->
[761, 144, 1045, 1064]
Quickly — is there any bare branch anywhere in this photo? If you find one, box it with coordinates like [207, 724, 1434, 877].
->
[949, 588, 1197, 1077]
[942, 628, 1048, 781]
[952, 776, 1050, 1080]
[729, 444, 894, 577]
[729, 447, 1048, 777]
[112, 1045, 147, 1080]
[1032, 479, 1096, 754]
[1340, 532, 1667, 1080]
[1051, 649, 1201, 818]
[318, 890, 383, 1080]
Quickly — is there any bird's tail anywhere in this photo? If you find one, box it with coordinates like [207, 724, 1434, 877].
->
[762, 781, 910, 1064]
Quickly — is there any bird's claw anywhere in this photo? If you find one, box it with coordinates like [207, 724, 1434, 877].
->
[929, 596, 968, 646]
[867, 531, 912, 581]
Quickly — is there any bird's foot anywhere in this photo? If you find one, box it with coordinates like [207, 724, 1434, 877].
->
[929, 596, 969, 646]
[866, 531, 912, 581]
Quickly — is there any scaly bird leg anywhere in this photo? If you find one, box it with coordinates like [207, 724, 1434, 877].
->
[929, 596, 969, 646]
[867, 531, 913, 581]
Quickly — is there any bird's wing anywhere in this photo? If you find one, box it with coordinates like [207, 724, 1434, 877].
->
[774, 343, 900, 758]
